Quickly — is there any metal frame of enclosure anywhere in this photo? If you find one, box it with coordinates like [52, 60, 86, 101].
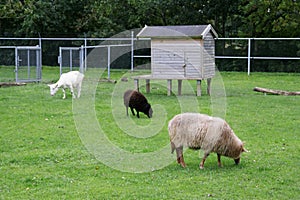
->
[1, 36, 300, 82]
[58, 46, 85, 75]
[53, 35, 136, 79]
[83, 43, 133, 79]
[0, 41, 42, 82]
[0, 35, 138, 81]
[15, 45, 42, 82]
[215, 38, 300, 75]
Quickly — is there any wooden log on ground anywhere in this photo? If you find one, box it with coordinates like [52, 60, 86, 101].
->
[0, 82, 26, 87]
[98, 78, 117, 84]
[253, 87, 300, 96]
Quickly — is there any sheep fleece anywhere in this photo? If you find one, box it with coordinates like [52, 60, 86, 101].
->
[168, 113, 243, 159]
[123, 89, 152, 118]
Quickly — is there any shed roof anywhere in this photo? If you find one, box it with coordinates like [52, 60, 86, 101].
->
[137, 24, 218, 39]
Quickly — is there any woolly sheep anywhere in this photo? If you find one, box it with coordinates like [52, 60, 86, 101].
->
[168, 113, 247, 169]
[123, 89, 153, 118]
[48, 71, 84, 99]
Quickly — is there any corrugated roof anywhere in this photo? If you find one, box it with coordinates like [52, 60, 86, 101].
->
[137, 24, 218, 39]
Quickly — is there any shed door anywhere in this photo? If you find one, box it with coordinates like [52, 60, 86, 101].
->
[151, 39, 202, 78]
[152, 48, 185, 78]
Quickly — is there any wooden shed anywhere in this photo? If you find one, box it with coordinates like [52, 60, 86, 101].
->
[135, 24, 218, 96]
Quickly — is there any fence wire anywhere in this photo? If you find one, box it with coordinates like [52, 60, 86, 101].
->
[1, 37, 300, 79]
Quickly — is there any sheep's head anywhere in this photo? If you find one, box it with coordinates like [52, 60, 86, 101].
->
[48, 84, 59, 96]
[142, 104, 153, 118]
[234, 145, 248, 165]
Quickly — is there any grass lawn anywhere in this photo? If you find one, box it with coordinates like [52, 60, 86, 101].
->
[0, 66, 299, 199]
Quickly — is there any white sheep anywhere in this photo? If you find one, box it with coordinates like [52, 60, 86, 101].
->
[48, 71, 84, 99]
[168, 113, 247, 169]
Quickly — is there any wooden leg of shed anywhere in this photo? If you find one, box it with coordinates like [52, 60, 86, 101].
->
[177, 80, 182, 96]
[167, 79, 172, 96]
[207, 78, 211, 96]
[134, 79, 139, 92]
[146, 79, 150, 93]
[196, 80, 202, 96]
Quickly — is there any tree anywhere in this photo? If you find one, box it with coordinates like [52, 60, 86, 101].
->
[133, 0, 207, 26]
[1, 0, 299, 39]
[238, 0, 300, 37]
[0, 0, 24, 37]
[0, 0, 95, 37]
[84, 0, 138, 37]
[204, 0, 242, 37]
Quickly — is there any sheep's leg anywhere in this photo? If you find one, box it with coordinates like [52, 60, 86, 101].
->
[70, 86, 76, 98]
[217, 154, 222, 167]
[77, 84, 82, 98]
[170, 142, 176, 154]
[200, 152, 210, 169]
[175, 146, 186, 167]
[137, 111, 140, 118]
[62, 88, 66, 99]
[234, 157, 240, 165]
[130, 107, 135, 116]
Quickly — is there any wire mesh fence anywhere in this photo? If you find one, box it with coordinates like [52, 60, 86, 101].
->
[0, 36, 299, 82]
[215, 38, 300, 74]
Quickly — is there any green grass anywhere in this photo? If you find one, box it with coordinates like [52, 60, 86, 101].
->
[1, 66, 299, 199]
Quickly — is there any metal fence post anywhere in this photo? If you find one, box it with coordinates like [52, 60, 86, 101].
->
[27, 49, 30, 79]
[248, 38, 251, 75]
[37, 41, 42, 81]
[107, 45, 111, 80]
[15, 47, 18, 82]
[84, 37, 87, 71]
[131, 31, 134, 72]
[59, 47, 62, 75]
[39, 37, 42, 71]
[69, 49, 73, 71]
[80, 45, 84, 73]
[38, 36, 42, 81]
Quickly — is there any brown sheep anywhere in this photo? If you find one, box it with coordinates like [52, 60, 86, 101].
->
[123, 90, 153, 118]
[168, 113, 247, 169]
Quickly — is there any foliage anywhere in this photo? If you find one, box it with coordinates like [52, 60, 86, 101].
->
[1, 1, 299, 72]
[0, 0, 93, 37]
[0, 67, 300, 199]
[204, 0, 241, 37]
[238, 0, 300, 37]
[1, 0, 298, 38]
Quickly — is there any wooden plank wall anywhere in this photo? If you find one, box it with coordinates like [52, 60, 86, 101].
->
[151, 39, 203, 79]
[203, 32, 215, 78]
